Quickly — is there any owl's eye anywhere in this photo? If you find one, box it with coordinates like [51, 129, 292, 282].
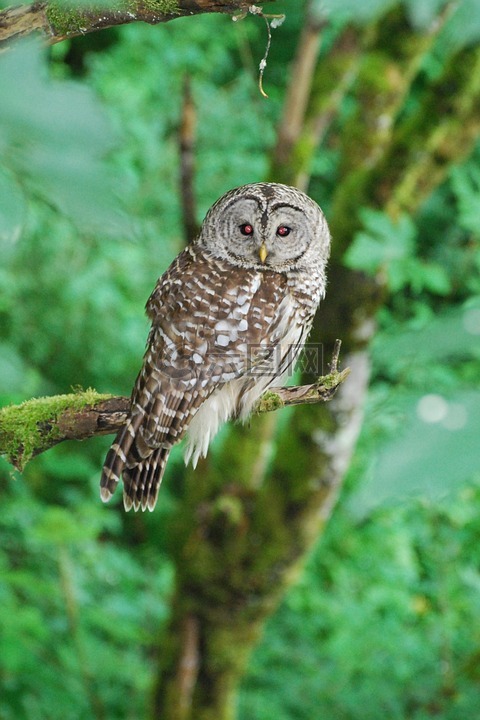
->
[240, 223, 254, 236]
[276, 225, 291, 237]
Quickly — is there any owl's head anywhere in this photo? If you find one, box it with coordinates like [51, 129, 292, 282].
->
[197, 183, 330, 274]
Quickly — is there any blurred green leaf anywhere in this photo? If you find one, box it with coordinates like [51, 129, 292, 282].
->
[437, 0, 480, 53]
[0, 40, 129, 235]
[346, 209, 416, 267]
[344, 209, 416, 290]
[450, 161, 480, 237]
[314, 0, 399, 23]
[345, 207, 457, 295]
[373, 298, 480, 377]
[31, 506, 87, 544]
[352, 391, 480, 515]
[414, 261, 451, 295]
[0, 168, 26, 246]
[405, 0, 450, 29]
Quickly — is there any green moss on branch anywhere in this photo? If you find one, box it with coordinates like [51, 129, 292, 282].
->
[0, 389, 113, 470]
[45, 1, 180, 38]
[1, 1, 269, 45]
[0, 366, 348, 474]
[256, 390, 284, 413]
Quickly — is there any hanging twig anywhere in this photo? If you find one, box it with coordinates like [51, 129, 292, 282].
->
[233, 5, 285, 98]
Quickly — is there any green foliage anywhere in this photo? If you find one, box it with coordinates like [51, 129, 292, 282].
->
[0, 480, 173, 720]
[318, 0, 399, 24]
[405, 0, 448, 30]
[0, 389, 113, 469]
[345, 207, 453, 295]
[0, 167, 25, 245]
[1, 2, 480, 719]
[450, 157, 480, 237]
[240, 485, 480, 719]
[356, 389, 480, 508]
[0, 40, 129, 238]
[437, 0, 480, 53]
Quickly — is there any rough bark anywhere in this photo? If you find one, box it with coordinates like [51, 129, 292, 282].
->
[0, 0, 277, 46]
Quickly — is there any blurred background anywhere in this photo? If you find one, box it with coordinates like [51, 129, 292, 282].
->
[1, 1, 480, 718]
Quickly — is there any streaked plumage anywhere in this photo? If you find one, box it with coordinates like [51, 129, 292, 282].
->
[100, 182, 331, 511]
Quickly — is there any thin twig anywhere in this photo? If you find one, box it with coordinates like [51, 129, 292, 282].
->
[258, 13, 272, 98]
[329, 338, 342, 373]
[233, 6, 285, 98]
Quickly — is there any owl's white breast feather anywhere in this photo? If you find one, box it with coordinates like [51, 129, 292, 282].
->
[183, 291, 304, 469]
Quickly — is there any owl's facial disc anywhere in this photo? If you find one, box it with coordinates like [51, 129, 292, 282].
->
[199, 184, 329, 273]
[261, 205, 312, 270]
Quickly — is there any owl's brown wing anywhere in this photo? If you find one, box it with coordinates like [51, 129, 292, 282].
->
[101, 247, 215, 511]
[101, 246, 294, 512]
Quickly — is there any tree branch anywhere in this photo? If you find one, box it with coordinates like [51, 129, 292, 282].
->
[270, 1, 325, 178]
[0, 1, 277, 46]
[179, 76, 199, 244]
[0, 341, 349, 472]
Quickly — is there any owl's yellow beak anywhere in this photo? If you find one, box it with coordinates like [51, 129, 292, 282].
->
[259, 243, 268, 263]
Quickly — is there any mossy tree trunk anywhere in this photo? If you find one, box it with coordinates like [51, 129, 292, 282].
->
[149, 5, 480, 719]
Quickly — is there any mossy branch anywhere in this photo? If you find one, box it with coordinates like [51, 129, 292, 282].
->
[0, 0, 277, 46]
[0, 341, 349, 472]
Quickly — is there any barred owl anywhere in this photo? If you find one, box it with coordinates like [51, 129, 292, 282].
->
[100, 182, 331, 511]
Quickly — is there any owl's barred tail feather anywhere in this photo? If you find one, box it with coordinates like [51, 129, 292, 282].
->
[100, 421, 137, 502]
[100, 420, 170, 512]
[122, 447, 170, 512]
